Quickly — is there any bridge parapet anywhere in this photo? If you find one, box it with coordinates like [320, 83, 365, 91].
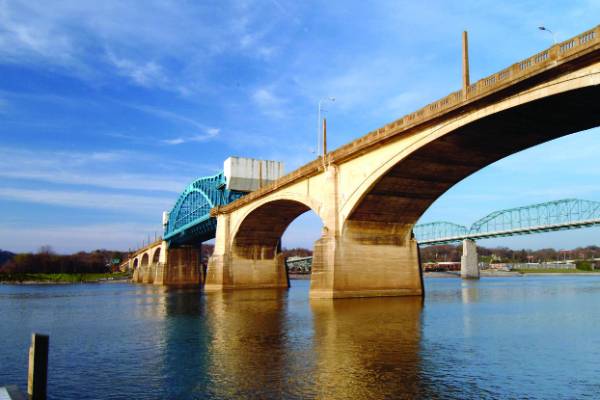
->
[214, 25, 599, 216]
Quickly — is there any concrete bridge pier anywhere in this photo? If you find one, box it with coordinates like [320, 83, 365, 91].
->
[461, 239, 479, 279]
[310, 222, 423, 299]
[164, 245, 203, 285]
[205, 213, 289, 292]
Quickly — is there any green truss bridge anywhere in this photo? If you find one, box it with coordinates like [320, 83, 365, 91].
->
[414, 199, 600, 246]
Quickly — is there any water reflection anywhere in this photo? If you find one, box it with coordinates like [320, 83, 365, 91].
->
[3, 278, 600, 398]
[200, 289, 431, 399]
[461, 280, 480, 304]
[160, 287, 209, 399]
[311, 296, 432, 399]
[204, 289, 290, 399]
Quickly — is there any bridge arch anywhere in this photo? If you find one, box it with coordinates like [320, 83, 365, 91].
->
[342, 67, 600, 234]
[133, 258, 139, 269]
[231, 196, 324, 259]
[152, 248, 161, 264]
[141, 253, 149, 267]
[230, 192, 324, 245]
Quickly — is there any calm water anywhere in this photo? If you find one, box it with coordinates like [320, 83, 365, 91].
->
[1, 277, 600, 399]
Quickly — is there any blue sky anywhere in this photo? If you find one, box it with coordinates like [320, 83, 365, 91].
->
[0, 0, 599, 253]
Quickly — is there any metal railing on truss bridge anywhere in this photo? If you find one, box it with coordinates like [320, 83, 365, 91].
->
[414, 199, 600, 245]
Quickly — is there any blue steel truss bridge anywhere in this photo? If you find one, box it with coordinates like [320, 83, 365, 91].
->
[163, 171, 246, 246]
[414, 199, 600, 246]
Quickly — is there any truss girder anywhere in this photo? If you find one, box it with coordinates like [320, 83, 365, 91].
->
[163, 172, 245, 245]
[415, 199, 600, 245]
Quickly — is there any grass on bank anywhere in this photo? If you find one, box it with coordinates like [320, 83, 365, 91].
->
[0, 272, 131, 283]
[513, 261, 598, 274]
[512, 268, 598, 274]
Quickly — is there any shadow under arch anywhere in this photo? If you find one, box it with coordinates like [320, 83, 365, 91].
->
[152, 247, 161, 264]
[229, 198, 325, 289]
[344, 84, 600, 234]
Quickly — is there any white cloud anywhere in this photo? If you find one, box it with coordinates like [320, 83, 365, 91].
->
[0, 1, 76, 64]
[0, 223, 162, 253]
[162, 128, 220, 145]
[0, 187, 172, 215]
[106, 51, 168, 88]
[122, 102, 213, 131]
[0, 1, 290, 94]
[252, 87, 286, 117]
[0, 147, 195, 192]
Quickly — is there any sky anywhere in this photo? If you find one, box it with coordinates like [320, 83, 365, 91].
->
[0, 0, 599, 253]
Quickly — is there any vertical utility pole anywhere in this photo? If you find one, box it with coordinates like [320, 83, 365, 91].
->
[462, 30, 470, 95]
[317, 97, 335, 158]
[28, 333, 49, 400]
[322, 117, 327, 158]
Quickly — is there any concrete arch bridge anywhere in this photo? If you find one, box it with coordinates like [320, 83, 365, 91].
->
[135, 25, 600, 299]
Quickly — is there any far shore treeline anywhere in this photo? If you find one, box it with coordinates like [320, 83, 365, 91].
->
[0, 246, 126, 275]
[2, 244, 600, 277]
[421, 244, 600, 263]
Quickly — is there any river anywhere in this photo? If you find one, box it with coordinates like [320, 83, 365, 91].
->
[1, 277, 599, 399]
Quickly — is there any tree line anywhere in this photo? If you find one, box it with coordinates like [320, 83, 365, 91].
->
[420, 244, 600, 263]
[0, 246, 127, 274]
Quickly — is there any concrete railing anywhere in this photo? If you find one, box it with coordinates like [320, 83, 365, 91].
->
[215, 25, 599, 215]
[130, 237, 163, 258]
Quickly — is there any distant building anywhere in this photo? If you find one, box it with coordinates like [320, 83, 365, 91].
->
[422, 262, 460, 272]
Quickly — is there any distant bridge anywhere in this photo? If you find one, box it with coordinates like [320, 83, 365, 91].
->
[414, 199, 600, 245]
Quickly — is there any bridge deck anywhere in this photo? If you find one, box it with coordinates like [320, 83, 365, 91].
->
[213, 25, 599, 215]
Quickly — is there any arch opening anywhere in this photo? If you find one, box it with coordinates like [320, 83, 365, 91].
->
[152, 248, 161, 264]
[133, 258, 139, 269]
[347, 85, 600, 233]
[141, 253, 149, 267]
[231, 199, 324, 288]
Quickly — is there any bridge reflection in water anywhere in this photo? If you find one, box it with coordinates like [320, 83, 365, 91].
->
[184, 287, 435, 400]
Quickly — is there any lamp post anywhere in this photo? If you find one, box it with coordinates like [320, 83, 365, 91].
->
[538, 26, 557, 44]
[317, 97, 335, 157]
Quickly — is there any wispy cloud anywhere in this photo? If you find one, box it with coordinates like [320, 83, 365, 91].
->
[0, 187, 172, 215]
[0, 223, 163, 253]
[252, 87, 287, 117]
[0, 147, 195, 192]
[120, 102, 208, 129]
[0, 0, 291, 94]
[0, 1, 76, 65]
[162, 128, 220, 145]
[106, 51, 168, 88]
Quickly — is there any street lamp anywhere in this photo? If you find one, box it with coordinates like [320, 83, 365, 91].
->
[538, 26, 557, 44]
[317, 97, 335, 156]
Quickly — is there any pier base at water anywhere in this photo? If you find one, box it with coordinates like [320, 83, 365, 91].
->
[461, 239, 479, 279]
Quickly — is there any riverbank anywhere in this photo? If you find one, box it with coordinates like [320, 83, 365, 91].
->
[0, 272, 131, 284]
[289, 273, 311, 280]
[424, 270, 600, 278]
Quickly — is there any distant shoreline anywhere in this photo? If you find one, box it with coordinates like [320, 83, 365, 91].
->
[424, 270, 600, 278]
[3, 271, 599, 285]
[0, 272, 131, 284]
[288, 273, 311, 280]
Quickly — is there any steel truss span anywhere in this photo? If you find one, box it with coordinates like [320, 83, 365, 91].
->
[414, 199, 600, 245]
[163, 172, 245, 246]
